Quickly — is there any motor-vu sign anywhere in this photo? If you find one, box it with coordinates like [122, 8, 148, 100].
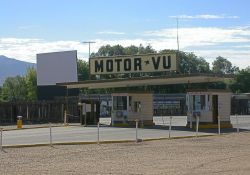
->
[90, 53, 178, 75]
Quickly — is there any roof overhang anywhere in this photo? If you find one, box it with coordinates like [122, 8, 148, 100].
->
[57, 74, 234, 89]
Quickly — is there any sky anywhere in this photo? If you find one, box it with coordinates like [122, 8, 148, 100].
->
[0, 0, 250, 69]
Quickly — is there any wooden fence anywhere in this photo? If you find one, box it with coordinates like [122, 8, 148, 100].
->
[0, 98, 79, 125]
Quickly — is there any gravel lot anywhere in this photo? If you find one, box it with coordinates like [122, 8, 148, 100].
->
[1, 132, 250, 175]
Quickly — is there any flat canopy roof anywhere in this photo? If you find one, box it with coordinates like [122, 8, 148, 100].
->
[58, 74, 234, 89]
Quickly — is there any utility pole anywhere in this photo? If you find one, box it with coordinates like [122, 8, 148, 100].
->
[176, 17, 180, 51]
[82, 41, 96, 80]
[82, 41, 96, 59]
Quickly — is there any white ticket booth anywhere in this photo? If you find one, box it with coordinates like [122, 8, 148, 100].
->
[111, 92, 154, 126]
[186, 89, 232, 128]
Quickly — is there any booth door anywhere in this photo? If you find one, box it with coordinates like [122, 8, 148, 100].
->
[212, 95, 218, 123]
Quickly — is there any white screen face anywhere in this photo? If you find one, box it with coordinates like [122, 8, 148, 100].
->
[37, 50, 78, 86]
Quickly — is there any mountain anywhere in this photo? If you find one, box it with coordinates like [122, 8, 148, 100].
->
[0, 55, 35, 86]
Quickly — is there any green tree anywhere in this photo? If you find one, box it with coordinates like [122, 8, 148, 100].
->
[77, 59, 90, 81]
[160, 50, 210, 74]
[230, 67, 250, 93]
[1, 67, 38, 102]
[0, 86, 2, 101]
[212, 56, 239, 74]
[25, 67, 37, 100]
[92, 44, 156, 57]
[2, 76, 27, 101]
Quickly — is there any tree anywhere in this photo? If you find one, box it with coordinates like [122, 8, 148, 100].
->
[160, 50, 210, 74]
[25, 67, 37, 101]
[77, 59, 90, 81]
[2, 76, 27, 101]
[1, 67, 38, 102]
[92, 44, 156, 57]
[0, 86, 2, 101]
[230, 67, 250, 93]
[212, 56, 239, 74]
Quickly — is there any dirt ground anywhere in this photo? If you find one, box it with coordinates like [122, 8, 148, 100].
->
[1, 132, 250, 175]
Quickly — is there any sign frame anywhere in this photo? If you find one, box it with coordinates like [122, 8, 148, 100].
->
[89, 52, 179, 75]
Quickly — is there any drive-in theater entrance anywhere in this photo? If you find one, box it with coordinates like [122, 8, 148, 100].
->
[58, 52, 233, 128]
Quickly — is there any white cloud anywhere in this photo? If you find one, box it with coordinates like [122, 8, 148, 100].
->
[143, 27, 250, 48]
[170, 14, 239, 19]
[97, 31, 125, 35]
[195, 50, 250, 68]
[0, 26, 250, 69]
[0, 38, 89, 63]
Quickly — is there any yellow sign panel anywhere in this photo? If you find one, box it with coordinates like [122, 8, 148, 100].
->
[90, 53, 178, 75]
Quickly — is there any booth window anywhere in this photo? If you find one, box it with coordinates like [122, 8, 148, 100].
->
[113, 96, 127, 110]
[193, 95, 206, 110]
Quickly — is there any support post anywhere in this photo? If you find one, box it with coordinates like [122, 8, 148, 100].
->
[135, 119, 138, 143]
[61, 104, 64, 122]
[218, 115, 221, 135]
[236, 114, 239, 133]
[84, 103, 87, 126]
[97, 122, 100, 144]
[190, 113, 193, 129]
[49, 123, 52, 147]
[64, 110, 67, 126]
[0, 128, 3, 151]
[162, 116, 165, 125]
[79, 104, 83, 125]
[38, 106, 41, 119]
[26, 105, 29, 120]
[196, 115, 199, 137]
[169, 116, 172, 138]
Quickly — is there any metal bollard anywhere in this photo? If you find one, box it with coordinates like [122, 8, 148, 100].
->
[236, 114, 239, 133]
[97, 122, 100, 144]
[135, 119, 138, 143]
[218, 115, 221, 135]
[49, 123, 53, 147]
[196, 115, 199, 137]
[169, 116, 172, 138]
[0, 128, 3, 151]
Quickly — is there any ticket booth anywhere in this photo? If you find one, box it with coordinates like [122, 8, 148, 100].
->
[186, 89, 232, 128]
[111, 92, 154, 126]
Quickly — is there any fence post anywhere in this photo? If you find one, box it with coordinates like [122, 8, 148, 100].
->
[26, 105, 29, 120]
[196, 115, 199, 137]
[169, 116, 172, 138]
[236, 114, 239, 133]
[64, 110, 67, 126]
[190, 113, 193, 129]
[218, 115, 221, 135]
[0, 128, 3, 151]
[135, 119, 138, 143]
[49, 123, 53, 146]
[97, 122, 100, 144]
